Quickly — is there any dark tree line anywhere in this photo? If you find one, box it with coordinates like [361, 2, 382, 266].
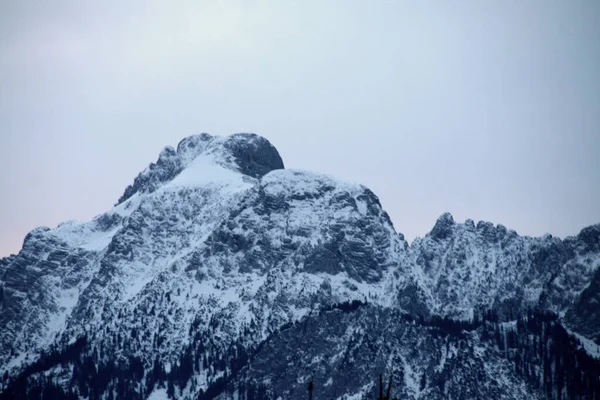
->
[401, 308, 500, 337]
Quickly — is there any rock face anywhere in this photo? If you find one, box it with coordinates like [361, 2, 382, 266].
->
[222, 133, 285, 179]
[0, 133, 599, 400]
[566, 266, 600, 343]
[405, 217, 600, 321]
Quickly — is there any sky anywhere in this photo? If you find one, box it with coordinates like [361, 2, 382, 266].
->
[1, 1, 599, 257]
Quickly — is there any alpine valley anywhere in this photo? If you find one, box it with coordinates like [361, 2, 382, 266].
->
[1, 133, 599, 400]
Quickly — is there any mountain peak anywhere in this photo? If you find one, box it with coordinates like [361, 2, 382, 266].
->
[222, 133, 285, 179]
[576, 223, 600, 253]
[175, 133, 213, 164]
[116, 133, 284, 204]
[430, 212, 455, 240]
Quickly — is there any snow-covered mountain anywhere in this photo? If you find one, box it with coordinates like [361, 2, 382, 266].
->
[1, 133, 598, 399]
[402, 213, 600, 321]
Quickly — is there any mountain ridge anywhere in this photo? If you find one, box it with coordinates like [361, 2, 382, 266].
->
[1, 132, 598, 399]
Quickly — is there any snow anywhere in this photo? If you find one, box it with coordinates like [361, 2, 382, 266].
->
[112, 192, 143, 217]
[166, 153, 254, 194]
[436, 344, 447, 373]
[44, 287, 80, 344]
[340, 383, 374, 400]
[50, 220, 116, 252]
[261, 169, 362, 199]
[148, 388, 169, 400]
[80, 226, 121, 251]
[403, 358, 421, 397]
[120, 261, 156, 302]
[570, 331, 600, 359]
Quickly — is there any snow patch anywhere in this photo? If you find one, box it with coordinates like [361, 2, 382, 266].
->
[167, 153, 253, 194]
[570, 331, 600, 359]
[148, 388, 170, 400]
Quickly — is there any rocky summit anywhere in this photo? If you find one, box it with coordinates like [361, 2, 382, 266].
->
[0, 133, 599, 400]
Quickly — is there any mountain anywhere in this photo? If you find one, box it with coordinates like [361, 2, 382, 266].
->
[1, 133, 599, 400]
[403, 213, 600, 320]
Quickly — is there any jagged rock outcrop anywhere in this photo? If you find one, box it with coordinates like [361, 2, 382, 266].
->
[403, 216, 600, 322]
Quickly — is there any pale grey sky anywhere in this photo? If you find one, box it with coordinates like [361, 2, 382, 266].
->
[1, 1, 599, 257]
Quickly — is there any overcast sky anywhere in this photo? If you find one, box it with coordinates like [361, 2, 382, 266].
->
[1, 1, 599, 257]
